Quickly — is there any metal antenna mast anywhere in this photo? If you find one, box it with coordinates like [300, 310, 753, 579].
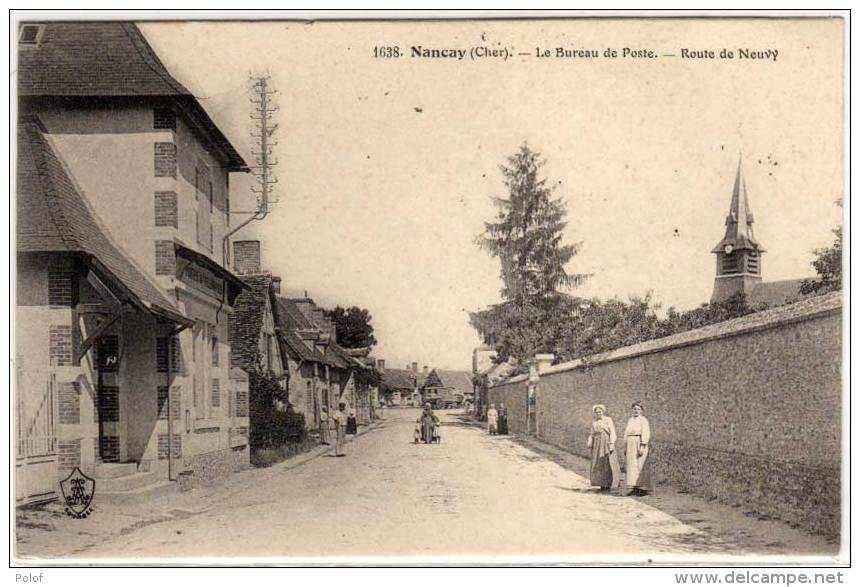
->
[222, 73, 280, 267]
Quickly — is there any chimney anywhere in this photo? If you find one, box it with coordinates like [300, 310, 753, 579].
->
[423, 365, 429, 375]
[271, 276, 282, 295]
[376, 359, 385, 373]
[233, 240, 261, 275]
[411, 362, 418, 373]
[292, 298, 315, 319]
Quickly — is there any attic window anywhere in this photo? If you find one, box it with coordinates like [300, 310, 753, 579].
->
[18, 24, 44, 45]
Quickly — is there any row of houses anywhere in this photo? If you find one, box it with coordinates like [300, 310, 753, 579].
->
[228, 243, 379, 433]
[14, 21, 377, 506]
[379, 362, 474, 409]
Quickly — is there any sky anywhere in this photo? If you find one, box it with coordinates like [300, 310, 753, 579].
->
[141, 18, 844, 371]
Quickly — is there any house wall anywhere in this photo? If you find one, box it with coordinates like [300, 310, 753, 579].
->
[15, 252, 184, 501]
[34, 102, 231, 273]
[488, 301, 842, 537]
[30, 102, 245, 489]
[285, 359, 317, 429]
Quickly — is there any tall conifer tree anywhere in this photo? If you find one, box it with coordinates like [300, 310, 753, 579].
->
[471, 143, 588, 362]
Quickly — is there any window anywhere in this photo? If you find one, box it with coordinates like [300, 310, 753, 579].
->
[18, 24, 43, 45]
[211, 337, 219, 368]
[153, 108, 176, 131]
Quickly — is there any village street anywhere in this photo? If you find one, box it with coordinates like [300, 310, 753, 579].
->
[17, 408, 834, 563]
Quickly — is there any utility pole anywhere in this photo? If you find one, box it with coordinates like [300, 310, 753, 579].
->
[222, 74, 280, 268]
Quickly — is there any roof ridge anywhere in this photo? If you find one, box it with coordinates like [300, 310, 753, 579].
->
[23, 122, 81, 251]
[120, 23, 191, 97]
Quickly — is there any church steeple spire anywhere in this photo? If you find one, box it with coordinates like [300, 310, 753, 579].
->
[711, 156, 765, 303]
[711, 156, 764, 254]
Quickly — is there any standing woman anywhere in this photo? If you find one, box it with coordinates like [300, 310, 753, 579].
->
[487, 404, 499, 435]
[586, 404, 620, 491]
[319, 407, 330, 445]
[333, 402, 348, 456]
[624, 402, 652, 495]
[346, 408, 358, 435]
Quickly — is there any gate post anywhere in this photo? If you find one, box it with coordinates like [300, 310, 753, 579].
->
[527, 369, 538, 436]
[528, 354, 554, 437]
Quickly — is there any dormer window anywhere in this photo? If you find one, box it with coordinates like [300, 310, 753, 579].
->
[18, 24, 44, 45]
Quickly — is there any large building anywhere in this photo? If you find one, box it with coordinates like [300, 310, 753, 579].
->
[16, 22, 251, 504]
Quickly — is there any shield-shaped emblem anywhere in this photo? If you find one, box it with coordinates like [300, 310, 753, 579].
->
[59, 467, 95, 518]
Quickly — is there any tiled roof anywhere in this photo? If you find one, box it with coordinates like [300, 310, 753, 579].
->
[16, 117, 188, 325]
[747, 279, 808, 309]
[434, 370, 475, 396]
[381, 368, 416, 391]
[496, 291, 842, 386]
[17, 22, 247, 171]
[228, 274, 272, 372]
[277, 296, 316, 331]
[272, 297, 326, 364]
[422, 369, 444, 388]
[324, 342, 352, 370]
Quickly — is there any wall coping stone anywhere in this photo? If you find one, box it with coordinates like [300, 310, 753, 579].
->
[491, 291, 841, 388]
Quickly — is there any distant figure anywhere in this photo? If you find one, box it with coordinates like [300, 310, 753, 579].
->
[415, 403, 440, 444]
[346, 408, 358, 435]
[487, 404, 498, 435]
[333, 402, 348, 456]
[624, 402, 652, 495]
[587, 404, 620, 491]
[497, 403, 509, 435]
[319, 407, 330, 445]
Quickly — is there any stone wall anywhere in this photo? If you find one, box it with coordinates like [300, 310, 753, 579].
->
[488, 293, 842, 537]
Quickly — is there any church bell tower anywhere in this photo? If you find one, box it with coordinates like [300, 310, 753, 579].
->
[710, 158, 765, 303]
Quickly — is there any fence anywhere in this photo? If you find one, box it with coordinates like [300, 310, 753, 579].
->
[16, 366, 59, 504]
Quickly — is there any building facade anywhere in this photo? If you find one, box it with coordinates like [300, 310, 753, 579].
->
[16, 22, 251, 503]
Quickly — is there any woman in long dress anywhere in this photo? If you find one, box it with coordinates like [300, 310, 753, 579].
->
[333, 402, 348, 456]
[346, 409, 358, 435]
[624, 402, 652, 495]
[497, 403, 509, 435]
[417, 403, 439, 443]
[487, 404, 498, 435]
[319, 407, 330, 445]
[586, 404, 621, 491]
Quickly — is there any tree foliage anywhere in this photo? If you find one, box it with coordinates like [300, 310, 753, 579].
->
[801, 226, 842, 295]
[248, 370, 306, 450]
[470, 144, 588, 362]
[355, 366, 383, 389]
[323, 306, 378, 349]
[552, 292, 754, 364]
[475, 143, 588, 306]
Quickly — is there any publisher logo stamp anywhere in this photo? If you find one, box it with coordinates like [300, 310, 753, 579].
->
[60, 467, 95, 519]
